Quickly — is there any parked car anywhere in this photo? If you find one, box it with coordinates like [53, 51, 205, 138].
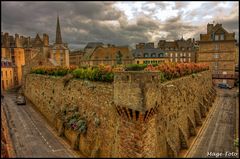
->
[218, 83, 232, 89]
[16, 95, 26, 105]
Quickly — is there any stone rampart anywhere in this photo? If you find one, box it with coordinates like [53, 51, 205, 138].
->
[24, 70, 216, 157]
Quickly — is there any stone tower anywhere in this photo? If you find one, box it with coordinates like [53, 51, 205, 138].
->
[55, 16, 62, 44]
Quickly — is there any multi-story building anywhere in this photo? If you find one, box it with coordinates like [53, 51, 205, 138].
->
[1, 33, 26, 86]
[80, 44, 133, 66]
[132, 42, 169, 64]
[50, 16, 70, 66]
[157, 38, 197, 63]
[1, 60, 14, 91]
[197, 23, 236, 87]
[69, 50, 85, 66]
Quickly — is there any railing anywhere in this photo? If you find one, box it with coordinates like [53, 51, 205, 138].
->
[212, 74, 237, 79]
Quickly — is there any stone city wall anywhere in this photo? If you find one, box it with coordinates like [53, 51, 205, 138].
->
[24, 70, 216, 157]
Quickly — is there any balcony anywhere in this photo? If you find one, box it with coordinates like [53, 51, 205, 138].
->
[212, 74, 236, 79]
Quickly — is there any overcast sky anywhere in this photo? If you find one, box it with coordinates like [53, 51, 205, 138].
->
[1, 1, 239, 50]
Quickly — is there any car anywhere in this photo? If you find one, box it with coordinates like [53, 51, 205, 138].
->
[16, 95, 26, 105]
[218, 83, 232, 89]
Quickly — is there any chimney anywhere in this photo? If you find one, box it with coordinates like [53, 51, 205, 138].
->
[43, 33, 49, 46]
[207, 23, 214, 34]
[15, 34, 20, 47]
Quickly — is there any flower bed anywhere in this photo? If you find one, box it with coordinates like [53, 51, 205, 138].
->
[144, 62, 209, 82]
[30, 62, 209, 83]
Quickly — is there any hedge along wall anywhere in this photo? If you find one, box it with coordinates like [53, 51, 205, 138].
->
[24, 70, 216, 157]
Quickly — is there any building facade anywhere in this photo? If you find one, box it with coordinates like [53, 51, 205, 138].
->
[1, 33, 26, 86]
[197, 23, 236, 86]
[132, 42, 169, 64]
[1, 60, 14, 91]
[157, 38, 197, 63]
[80, 44, 133, 66]
[69, 50, 85, 66]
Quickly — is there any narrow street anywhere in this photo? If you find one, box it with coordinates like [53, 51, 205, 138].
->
[1, 91, 80, 158]
[185, 87, 239, 158]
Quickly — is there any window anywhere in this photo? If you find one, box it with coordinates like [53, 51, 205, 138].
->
[188, 53, 191, 57]
[5, 71, 7, 77]
[184, 53, 186, 57]
[175, 53, 178, 57]
[151, 53, 156, 57]
[220, 34, 224, 40]
[2, 80, 4, 90]
[158, 53, 164, 57]
[215, 44, 219, 50]
[10, 71, 11, 76]
[183, 58, 186, 62]
[215, 35, 219, 41]
[144, 53, 149, 58]
[213, 53, 219, 59]
[182, 48, 185, 51]
[6, 80, 8, 86]
[170, 59, 173, 62]
[180, 53, 182, 57]
[213, 62, 218, 69]
[170, 53, 173, 57]
[188, 58, 191, 62]
[137, 61, 139, 64]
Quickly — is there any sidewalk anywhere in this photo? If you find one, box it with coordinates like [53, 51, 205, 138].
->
[1, 101, 16, 158]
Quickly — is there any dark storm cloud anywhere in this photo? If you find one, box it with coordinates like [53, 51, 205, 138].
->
[1, 1, 239, 50]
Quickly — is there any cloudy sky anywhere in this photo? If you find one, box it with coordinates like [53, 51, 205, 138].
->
[1, 1, 239, 50]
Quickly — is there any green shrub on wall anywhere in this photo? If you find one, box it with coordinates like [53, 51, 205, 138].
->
[31, 65, 114, 82]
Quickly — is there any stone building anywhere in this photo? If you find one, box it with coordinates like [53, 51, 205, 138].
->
[1, 33, 26, 86]
[1, 59, 14, 91]
[69, 50, 85, 66]
[50, 16, 70, 66]
[132, 42, 169, 64]
[157, 38, 197, 63]
[197, 23, 237, 86]
[80, 44, 133, 66]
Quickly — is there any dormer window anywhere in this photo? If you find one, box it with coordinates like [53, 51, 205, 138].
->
[158, 53, 164, 57]
[220, 34, 224, 40]
[215, 35, 219, 41]
[151, 53, 156, 57]
[144, 53, 149, 58]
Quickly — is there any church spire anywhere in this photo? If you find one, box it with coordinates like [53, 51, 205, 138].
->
[55, 16, 62, 44]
